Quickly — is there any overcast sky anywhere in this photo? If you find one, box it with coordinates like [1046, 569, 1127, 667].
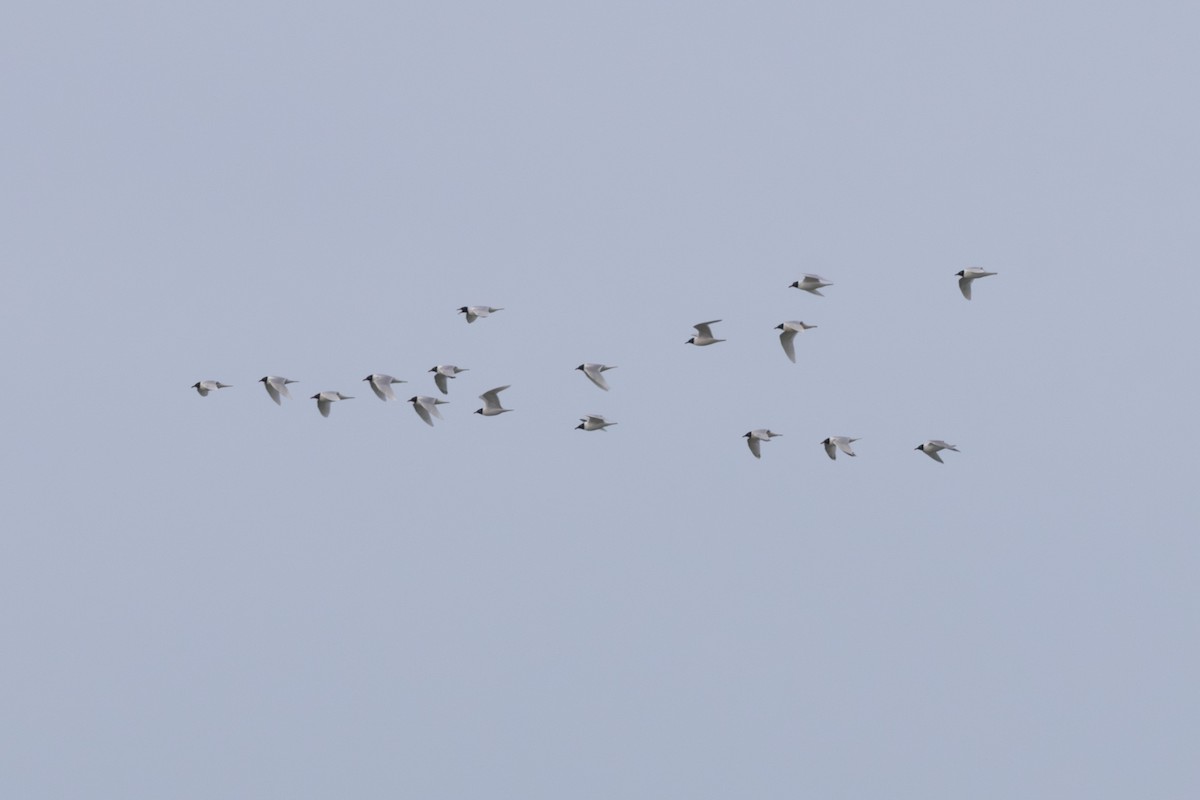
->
[3, 1, 1199, 797]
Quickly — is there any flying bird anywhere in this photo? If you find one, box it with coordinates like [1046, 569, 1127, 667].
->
[956, 268, 997, 300]
[576, 414, 617, 431]
[789, 274, 833, 296]
[743, 429, 782, 459]
[821, 436, 859, 460]
[408, 395, 448, 427]
[458, 306, 503, 323]
[363, 374, 405, 401]
[429, 365, 468, 395]
[192, 380, 231, 396]
[775, 321, 817, 363]
[576, 363, 616, 391]
[311, 391, 354, 418]
[686, 320, 725, 346]
[475, 385, 512, 416]
[259, 376, 297, 405]
[915, 440, 959, 463]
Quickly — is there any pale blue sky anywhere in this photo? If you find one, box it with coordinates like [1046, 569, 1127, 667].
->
[3, 1, 1199, 797]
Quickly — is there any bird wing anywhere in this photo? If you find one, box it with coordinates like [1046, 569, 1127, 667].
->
[924, 448, 945, 463]
[412, 401, 434, 426]
[583, 365, 609, 391]
[779, 329, 797, 363]
[746, 436, 762, 459]
[265, 382, 282, 405]
[479, 386, 508, 409]
[837, 438, 857, 457]
[694, 320, 721, 337]
[823, 440, 837, 460]
[434, 373, 449, 394]
[958, 277, 972, 300]
[369, 379, 388, 401]
[317, 398, 331, 417]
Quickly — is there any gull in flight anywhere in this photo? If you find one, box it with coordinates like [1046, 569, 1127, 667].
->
[408, 395, 448, 427]
[743, 429, 782, 459]
[458, 306, 504, 323]
[789, 274, 833, 296]
[956, 268, 996, 300]
[311, 391, 354, 418]
[429, 364, 468, 395]
[915, 440, 959, 463]
[192, 380, 231, 396]
[363, 374, 406, 401]
[821, 436, 859, 460]
[475, 385, 512, 416]
[259, 376, 297, 405]
[775, 321, 817, 363]
[576, 363, 616, 391]
[576, 414, 617, 431]
[686, 320, 725, 346]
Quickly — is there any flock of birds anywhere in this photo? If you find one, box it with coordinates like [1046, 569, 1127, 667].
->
[193, 273, 997, 463]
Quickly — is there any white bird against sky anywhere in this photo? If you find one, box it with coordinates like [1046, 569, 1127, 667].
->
[192, 380, 231, 396]
[474, 386, 512, 416]
[311, 391, 354, 418]
[258, 376, 297, 405]
[686, 320, 725, 346]
[429, 365, 468, 395]
[458, 306, 503, 323]
[775, 321, 817, 363]
[821, 436, 859, 460]
[743, 429, 782, 459]
[915, 440, 959, 463]
[576, 363, 616, 391]
[363, 374, 405, 401]
[576, 414, 617, 431]
[409, 395, 448, 427]
[789, 274, 833, 296]
[956, 268, 997, 300]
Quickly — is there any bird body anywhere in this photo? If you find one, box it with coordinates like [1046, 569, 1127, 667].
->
[429, 365, 468, 395]
[956, 268, 997, 300]
[775, 321, 816, 363]
[687, 320, 725, 346]
[259, 376, 297, 405]
[363, 374, 405, 401]
[576, 363, 616, 391]
[743, 429, 782, 459]
[409, 395, 448, 426]
[311, 391, 354, 417]
[789, 274, 832, 296]
[576, 414, 617, 431]
[916, 440, 959, 463]
[192, 381, 231, 396]
[821, 436, 859, 460]
[475, 385, 512, 416]
[458, 306, 503, 323]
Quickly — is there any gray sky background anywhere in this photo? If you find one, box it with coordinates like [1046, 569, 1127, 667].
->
[3, 1, 1199, 797]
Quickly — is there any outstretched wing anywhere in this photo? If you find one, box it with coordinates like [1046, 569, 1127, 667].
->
[746, 436, 762, 459]
[779, 329, 797, 363]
